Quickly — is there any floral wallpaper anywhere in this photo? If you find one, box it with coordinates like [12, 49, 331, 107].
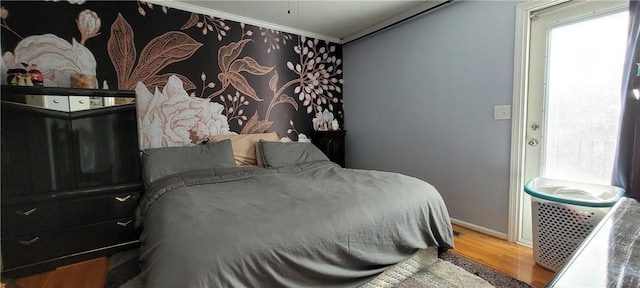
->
[0, 0, 344, 148]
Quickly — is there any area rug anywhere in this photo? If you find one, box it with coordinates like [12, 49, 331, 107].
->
[104, 249, 532, 288]
[398, 252, 533, 288]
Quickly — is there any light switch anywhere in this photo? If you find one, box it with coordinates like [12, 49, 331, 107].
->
[494, 105, 511, 120]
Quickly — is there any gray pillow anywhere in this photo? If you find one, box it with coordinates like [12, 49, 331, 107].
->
[142, 139, 235, 186]
[258, 141, 329, 168]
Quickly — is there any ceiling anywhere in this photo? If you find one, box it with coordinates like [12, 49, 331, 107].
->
[162, 0, 449, 43]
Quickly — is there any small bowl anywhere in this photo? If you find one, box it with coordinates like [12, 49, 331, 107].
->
[71, 73, 97, 89]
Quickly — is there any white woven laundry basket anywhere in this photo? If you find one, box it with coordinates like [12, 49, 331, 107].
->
[524, 178, 624, 272]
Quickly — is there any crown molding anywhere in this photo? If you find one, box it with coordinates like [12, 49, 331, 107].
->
[343, 0, 449, 43]
[146, 0, 343, 44]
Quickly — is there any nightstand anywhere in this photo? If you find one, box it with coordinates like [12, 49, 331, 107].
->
[311, 130, 346, 167]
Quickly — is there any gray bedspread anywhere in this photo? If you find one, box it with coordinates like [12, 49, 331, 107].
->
[136, 160, 454, 288]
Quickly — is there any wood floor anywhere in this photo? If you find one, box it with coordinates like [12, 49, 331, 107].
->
[13, 257, 108, 288]
[11, 224, 555, 288]
[450, 225, 555, 288]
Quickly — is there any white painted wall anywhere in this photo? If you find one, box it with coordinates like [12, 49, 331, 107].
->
[343, 1, 522, 234]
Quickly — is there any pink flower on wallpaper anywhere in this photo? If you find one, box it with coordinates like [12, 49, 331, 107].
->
[135, 75, 231, 149]
[2, 34, 97, 87]
[287, 36, 343, 114]
[77, 9, 101, 45]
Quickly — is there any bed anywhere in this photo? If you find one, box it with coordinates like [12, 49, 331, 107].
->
[135, 137, 454, 287]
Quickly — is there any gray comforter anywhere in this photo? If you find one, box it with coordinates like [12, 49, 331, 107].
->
[136, 160, 454, 288]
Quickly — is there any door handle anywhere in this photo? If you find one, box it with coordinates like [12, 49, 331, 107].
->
[18, 237, 40, 246]
[16, 208, 37, 216]
[528, 139, 539, 147]
[115, 195, 131, 202]
[117, 220, 132, 227]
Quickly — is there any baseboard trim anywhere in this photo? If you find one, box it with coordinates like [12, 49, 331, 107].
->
[451, 218, 508, 240]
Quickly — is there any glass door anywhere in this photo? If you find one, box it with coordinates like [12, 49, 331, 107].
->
[521, 1, 628, 244]
[543, 11, 628, 184]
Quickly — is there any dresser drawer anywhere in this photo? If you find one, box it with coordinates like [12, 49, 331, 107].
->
[68, 96, 90, 111]
[2, 217, 139, 270]
[2, 191, 140, 237]
[24, 95, 70, 112]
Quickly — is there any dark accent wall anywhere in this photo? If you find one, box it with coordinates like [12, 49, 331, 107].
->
[0, 1, 343, 148]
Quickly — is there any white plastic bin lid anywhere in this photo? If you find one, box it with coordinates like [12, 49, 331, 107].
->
[524, 177, 625, 207]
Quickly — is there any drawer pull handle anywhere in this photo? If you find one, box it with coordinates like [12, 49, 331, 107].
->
[18, 237, 40, 246]
[115, 195, 131, 202]
[117, 220, 132, 227]
[79, 100, 85, 104]
[53, 100, 60, 104]
[16, 208, 37, 216]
